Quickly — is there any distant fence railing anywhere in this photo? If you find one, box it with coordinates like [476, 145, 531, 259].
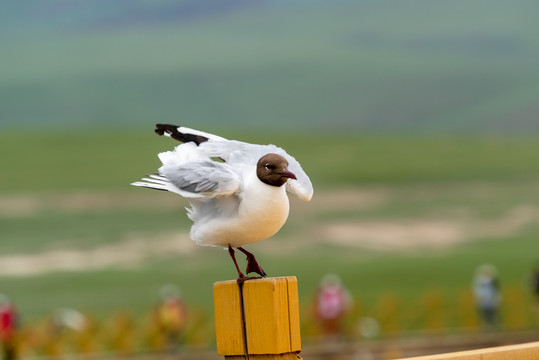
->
[394, 341, 539, 360]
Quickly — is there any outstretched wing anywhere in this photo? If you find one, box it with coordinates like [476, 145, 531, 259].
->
[132, 160, 240, 199]
[139, 124, 313, 201]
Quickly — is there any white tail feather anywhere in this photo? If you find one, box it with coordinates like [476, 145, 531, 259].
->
[131, 181, 169, 191]
[178, 127, 227, 142]
[131, 173, 172, 191]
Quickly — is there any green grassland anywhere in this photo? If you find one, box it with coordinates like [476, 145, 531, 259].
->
[2, 0, 539, 132]
[3, 131, 539, 191]
[1, 131, 539, 336]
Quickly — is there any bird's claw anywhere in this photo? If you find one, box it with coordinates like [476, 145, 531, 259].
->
[245, 254, 267, 277]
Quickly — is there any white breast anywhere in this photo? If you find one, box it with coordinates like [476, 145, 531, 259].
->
[189, 172, 290, 248]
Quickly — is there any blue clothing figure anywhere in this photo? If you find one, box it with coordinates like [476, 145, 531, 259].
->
[472, 264, 501, 329]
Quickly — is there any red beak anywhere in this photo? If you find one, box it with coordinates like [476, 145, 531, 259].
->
[281, 170, 297, 180]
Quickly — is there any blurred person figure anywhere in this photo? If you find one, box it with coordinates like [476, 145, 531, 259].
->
[312, 274, 352, 339]
[0, 295, 18, 360]
[156, 284, 187, 353]
[472, 264, 501, 329]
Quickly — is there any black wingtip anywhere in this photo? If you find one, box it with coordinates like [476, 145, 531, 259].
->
[154, 124, 209, 145]
[155, 124, 179, 137]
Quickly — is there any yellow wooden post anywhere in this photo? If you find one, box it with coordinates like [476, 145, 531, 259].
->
[214, 276, 302, 360]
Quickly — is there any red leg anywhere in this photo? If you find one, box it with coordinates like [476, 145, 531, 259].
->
[238, 247, 267, 277]
[228, 246, 258, 284]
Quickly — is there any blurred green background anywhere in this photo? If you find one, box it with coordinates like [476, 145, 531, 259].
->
[1, 0, 539, 357]
[2, 0, 539, 132]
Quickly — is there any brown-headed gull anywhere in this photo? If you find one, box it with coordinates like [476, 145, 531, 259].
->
[132, 124, 313, 283]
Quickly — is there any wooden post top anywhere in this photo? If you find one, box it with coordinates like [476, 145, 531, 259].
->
[213, 276, 301, 358]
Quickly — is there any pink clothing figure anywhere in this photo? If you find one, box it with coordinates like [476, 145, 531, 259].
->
[313, 274, 352, 337]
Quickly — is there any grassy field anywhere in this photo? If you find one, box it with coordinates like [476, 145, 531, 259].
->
[1, 130, 539, 337]
[3, 130, 539, 191]
[2, 0, 539, 132]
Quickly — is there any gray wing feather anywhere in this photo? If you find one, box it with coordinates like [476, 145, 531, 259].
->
[161, 160, 240, 198]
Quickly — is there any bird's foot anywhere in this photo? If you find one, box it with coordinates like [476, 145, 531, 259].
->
[244, 254, 267, 277]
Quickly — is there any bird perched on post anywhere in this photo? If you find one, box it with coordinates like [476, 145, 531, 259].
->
[132, 124, 313, 283]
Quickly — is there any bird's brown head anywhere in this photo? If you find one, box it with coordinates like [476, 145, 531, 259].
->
[256, 153, 297, 187]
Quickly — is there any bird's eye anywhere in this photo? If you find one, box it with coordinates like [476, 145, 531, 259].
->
[265, 164, 272, 170]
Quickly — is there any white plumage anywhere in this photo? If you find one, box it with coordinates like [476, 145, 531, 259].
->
[132, 125, 313, 281]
